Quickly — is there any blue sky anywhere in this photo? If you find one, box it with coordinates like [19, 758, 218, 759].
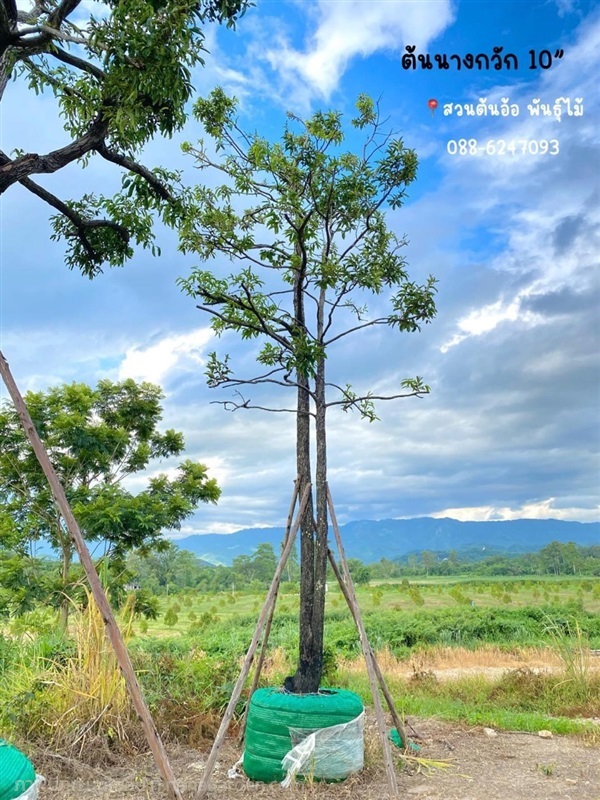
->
[1, 0, 599, 536]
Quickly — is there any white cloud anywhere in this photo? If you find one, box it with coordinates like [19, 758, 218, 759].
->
[431, 499, 599, 523]
[118, 328, 213, 385]
[264, 0, 455, 99]
[433, 13, 600, 355]
[440, 295, 543, 352]
[553, 0, 576, 17]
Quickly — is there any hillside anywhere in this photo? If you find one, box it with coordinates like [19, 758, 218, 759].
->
[174, 517, 599, 566]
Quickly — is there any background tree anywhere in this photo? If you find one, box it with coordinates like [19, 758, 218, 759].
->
[127, 540, 205, 594]
[0, 378, 220, 628]
[232, 542, 278, 587]
[0, 0, 249, 276]
[178, 90, 437, 692]
[346, 558, 371, 586]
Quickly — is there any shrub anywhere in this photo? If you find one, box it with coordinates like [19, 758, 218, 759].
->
[164, 608, 179, 627]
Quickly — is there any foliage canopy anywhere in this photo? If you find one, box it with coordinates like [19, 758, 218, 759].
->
[0, 0, 250, 275]
[0, 378, 220, 623]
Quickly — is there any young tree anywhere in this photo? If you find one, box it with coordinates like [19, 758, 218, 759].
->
[0, 0, 249, 276]
[0, 378, 220, 628]
[177, 90, 437, 693]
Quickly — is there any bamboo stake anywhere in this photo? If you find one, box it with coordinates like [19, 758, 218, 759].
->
[195, 483, 311, 800]
[326, 485, 398, 797]
[0, 351, 184, 800]
[327, 550, 409, 749]
[238, 480, 300, 745]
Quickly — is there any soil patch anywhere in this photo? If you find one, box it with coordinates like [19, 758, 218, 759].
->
[34, 715, 599, 800]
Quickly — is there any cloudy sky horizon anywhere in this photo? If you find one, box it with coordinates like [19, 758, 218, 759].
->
[1, 0, 599, 536]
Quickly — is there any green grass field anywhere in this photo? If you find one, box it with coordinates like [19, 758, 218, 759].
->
[141, 575, 600, 639]
[1, 575, 599, 756]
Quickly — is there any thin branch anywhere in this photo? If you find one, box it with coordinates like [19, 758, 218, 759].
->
[211, 393, 311, 416]
[196, 301, 291, 350]
[22, 54, 88, 102]
[13, 23, 86, 44]
[324, 317, 390, 347]
[323, 281, 358, 337]
[95, 143, 174, 202]
[214, 373, 308, 393]
[16, 1, 46, 24]
[326, 388, 429, 409]
[241, 282, 295, 337]
[15, 171, 129, 263]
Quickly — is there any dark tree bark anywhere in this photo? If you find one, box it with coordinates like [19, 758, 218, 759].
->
[290, 283, 328, 694]
[290, 367, 318, 693]
[0, 115, 108, 193]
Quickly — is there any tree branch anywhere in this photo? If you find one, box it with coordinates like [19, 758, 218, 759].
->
[212, 371, 309, 394]
[47, 0, 82, 30]
[95, 143, 175, 202]
[2, 0, 17, 27]
[47, 44, 105, 81]
[196, 299, 291, 350]
[324, 317, 390, 347]
[16, 1, 45, 24]
[13, 23, 86, 44]
[16, 171, 129, 263]
[0, 114, 108, 193]
[326, 389, 428, 409]
[211, 390, 310, 416]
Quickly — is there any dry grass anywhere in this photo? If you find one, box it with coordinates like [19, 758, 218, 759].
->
[40, 591, 139, 758]
[337, 645, 568, 681]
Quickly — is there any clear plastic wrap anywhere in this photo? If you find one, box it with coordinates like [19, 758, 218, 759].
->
[13, 776, 45, 800]
[281, 711, 364, 787]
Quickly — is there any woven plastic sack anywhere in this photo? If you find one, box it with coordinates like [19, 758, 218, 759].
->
[0, 740, 39, 800]
[281, 711, 364, 787]
[243, 687, 364, 783]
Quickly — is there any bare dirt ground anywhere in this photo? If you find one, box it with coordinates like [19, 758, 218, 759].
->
[35, 713, 600, 800]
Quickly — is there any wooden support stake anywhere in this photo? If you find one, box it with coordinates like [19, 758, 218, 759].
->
[0, 351, 184, 800]
[326, 485, 398, 797]
[238, 480, 300, 745]
[327, 550, 409, 749]
[195, 483, 311, 800]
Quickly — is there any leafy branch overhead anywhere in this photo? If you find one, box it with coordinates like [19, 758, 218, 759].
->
[0, 0, 250, 276]
[177, 89, 438, 419]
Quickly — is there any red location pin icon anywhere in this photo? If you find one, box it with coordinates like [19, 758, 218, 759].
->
[428, 98, 438, 117]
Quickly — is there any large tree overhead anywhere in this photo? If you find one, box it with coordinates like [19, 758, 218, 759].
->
[178, 90, 437, 692]
[0, 378, 220, 627]
[0, 0, 249, 276]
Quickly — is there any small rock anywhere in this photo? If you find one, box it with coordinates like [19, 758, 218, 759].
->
[483, 727, 498, 738]
[566, 778, 578, 785]
[538, 730, 553, 739]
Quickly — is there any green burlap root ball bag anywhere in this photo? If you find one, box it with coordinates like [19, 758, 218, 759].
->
[0, 740, 36, 800]
[243, 687, 364, 783]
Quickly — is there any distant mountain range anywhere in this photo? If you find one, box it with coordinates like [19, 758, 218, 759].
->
[174, 518, 599, 566]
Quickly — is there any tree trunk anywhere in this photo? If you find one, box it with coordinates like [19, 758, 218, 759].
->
[290, 280, 328, 694]
[289, 367, 319, 693]
[289, 234, 322, 694]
